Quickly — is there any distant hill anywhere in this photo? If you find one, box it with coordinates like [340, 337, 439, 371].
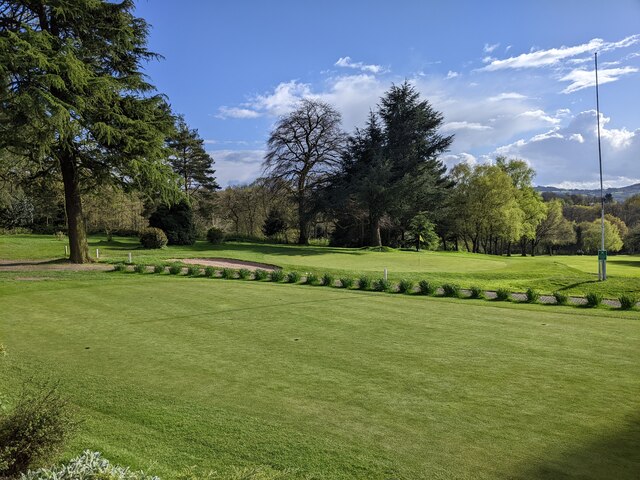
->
[535, 183, 640, 202]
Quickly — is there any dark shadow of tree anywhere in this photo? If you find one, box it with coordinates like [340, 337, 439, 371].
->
[514, 414, 640, 479]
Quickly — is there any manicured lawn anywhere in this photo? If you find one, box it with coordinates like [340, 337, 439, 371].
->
[1, 272, 638, 479]
[2, 234, 639, 297]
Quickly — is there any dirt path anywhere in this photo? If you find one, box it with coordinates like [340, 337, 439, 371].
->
[170, 258, 280, 272]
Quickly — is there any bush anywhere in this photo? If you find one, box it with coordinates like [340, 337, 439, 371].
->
[397, 279, 414, 294]
[206, 227, 225, 245]
[133, 264, 146, 274]
[468, 286, 484, 299]
[321, 273, 334, 287]
[238, 268, 251, 280]
[304, 272, 319, 285]
[222, 268, 236, 280]
[270, 270, 285, 282]
[553, 291, 569, 305]
[138, 227, 168, 249]
[339, 277, 354, 289]
[153, 264, 165, 274]
[20, 450, 159, 480]
[187, 266, 201, 276]
[373, 278, 391, 292]
[525, 288, 540, 303]
[442, 284, 460, 298]
[204, 266, 216, 278]
[168, 264, 182, 275]
[286, 271, 300, 283]
[417, 280, 436, 296]
[254, 269, 268, 281]
[618, 294, 638, 310]
[0, 384, 76, 478]
[113, 263, 127, 272]
[495, 288, 511, 301]
[358, 276, 372, 290]
[586, 292, 603, 308]
[149, 200, 196, 246]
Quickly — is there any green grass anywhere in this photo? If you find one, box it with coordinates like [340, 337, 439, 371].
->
[1, 234, 640, 297]
[1, 271, 639, 479]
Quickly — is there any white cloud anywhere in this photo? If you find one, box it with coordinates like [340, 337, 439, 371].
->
[491, 110, 640, 186]
[560, 66, 638, 93]
[550, 177, 640, 189]
[518, 110, 562, 124]
[483, 43, 500, 53]
[446, 70, 459, 79]
[488, 92, 527, 101]
[443, 121, 492, 132]
[251, 80, 313, 116]
[209, 149, 265, 187]
[216, 107, 261, 119]
[442, 152, 477, 168]
[480, 34, 640, 71]
[335, 56, 386, 74]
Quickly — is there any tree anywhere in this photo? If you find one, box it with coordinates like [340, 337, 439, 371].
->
[533, 199, 575, 254]
[168, 115, 218, 197]
[408, 212, 439, 251]
[0, 0, 179, 262]
[262, 209, 287, 239]
[264, 99, 345, 244]
[149, 200, 196, 245]
[580, 219, 623, 253]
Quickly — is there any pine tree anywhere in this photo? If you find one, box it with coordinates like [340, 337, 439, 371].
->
[0, 0, 179, 262]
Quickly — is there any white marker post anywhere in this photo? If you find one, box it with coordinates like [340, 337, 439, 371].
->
[384, 268, 388, 281]
[128, 252, 132, 264]
[64, 245, 68, 256]
[96, 249, 99, 259]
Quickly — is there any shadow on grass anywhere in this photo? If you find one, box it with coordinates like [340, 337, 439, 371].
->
[555, 279, 600, 292]
[515, 414, 640, 479]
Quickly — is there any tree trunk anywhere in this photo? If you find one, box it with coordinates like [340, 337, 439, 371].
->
[297, 201, 308, 245]
[59, 154, 90, 263]
[530, 239, 536, 257]
[370, 215, 382, 247]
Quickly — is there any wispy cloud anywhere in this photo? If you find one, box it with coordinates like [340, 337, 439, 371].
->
[446, 70, 459, 79]
[216, 107, 261, 119]
[483, 42, 500, 53]
[488, 92, 527, 101]
[335, 56, 387, 74]
[560, 66, 639, 93]
[443, 121, 492, 132]
[480, 34, 640, 71]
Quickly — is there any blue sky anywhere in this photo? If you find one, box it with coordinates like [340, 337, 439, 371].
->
[134, 0, 640, 188]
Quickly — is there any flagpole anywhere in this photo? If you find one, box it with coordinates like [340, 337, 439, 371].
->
[595, 52, 606, 280]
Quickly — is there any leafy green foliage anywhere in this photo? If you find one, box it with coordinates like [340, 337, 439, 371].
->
[358, 276, 372, 290]
[139, 228, 168, 249]
[618, 294, 637, 310]
[525, 288, 540, 303]
[187, 266, 201, 276]
[254, 269, 268, 281]
[204, 266, 216, 278]
[304, 273, 319, 285]
[0, 384, 76, 478]
[442, 284, 460, 298]
[153, 264, 165, 274]
[20, 450, 159, 480]
[262, 209, 287, 239]
[134, 264, 146, 274]
[553, 292, 569, 305]
[586, 292, 603, 308]
[339, 277, 354, 289]
[238, 269, 251, 280]
[408, 213, 439, 251]
[149, 201, 196, 246]
[468, 286, 484, 299]
[113, 263, 127, 273]
[373, 278, 391, 292]
[206, 227, 225, 244]
[321, 273, 334, 287]
[286, 272, 301, 283]
[417, 280, 437, 296]
[222, 268, 236, 280]
[168, 264, 182, 275]
[397, 279, 414, 294]
[495, 289, 511, 301]
[270, 270, 285, 282]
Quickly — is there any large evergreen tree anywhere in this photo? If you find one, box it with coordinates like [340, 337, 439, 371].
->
[0, 0, 178, 262]
[168, 115, 218, 197]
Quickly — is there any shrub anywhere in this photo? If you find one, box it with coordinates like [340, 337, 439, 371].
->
[525, 288, 540, 303]
[358, 276, 372, 290]
[20, 450, 159, 480]
[286, 271, 300, 283]
[304, 272, 319, 285]
[254, 269, 268, 281]
[339, 277, 354, 289]
[553, 291, 569, 305]
[222, 268, 236, 280]
[618, 294, 638, 310]
[238, 268, 251, 280]
[321, 273, 334, 287]
[270, 270, 285, 282]
[153, 264, 165, 274]
[206, 227, 225, 244]
[187, 266, 201, 276]
[149, 200, 196, 246]
[168, 264, 182, 275]
[495, 288, 511, 301]
[397, 279, 414, 294]
[113, 263, 127, 272]
[138, 227, 168, 249]
[373, 278, 391, 292]
[133, 264, 146, 274]
[0, 384, 76, 478]
[204, 266, 216, 278]
[442, 283, 460, 298]
[468, 286, 484, 299]
[417, 280, 436, 296]
[586, 292, 602, 308]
